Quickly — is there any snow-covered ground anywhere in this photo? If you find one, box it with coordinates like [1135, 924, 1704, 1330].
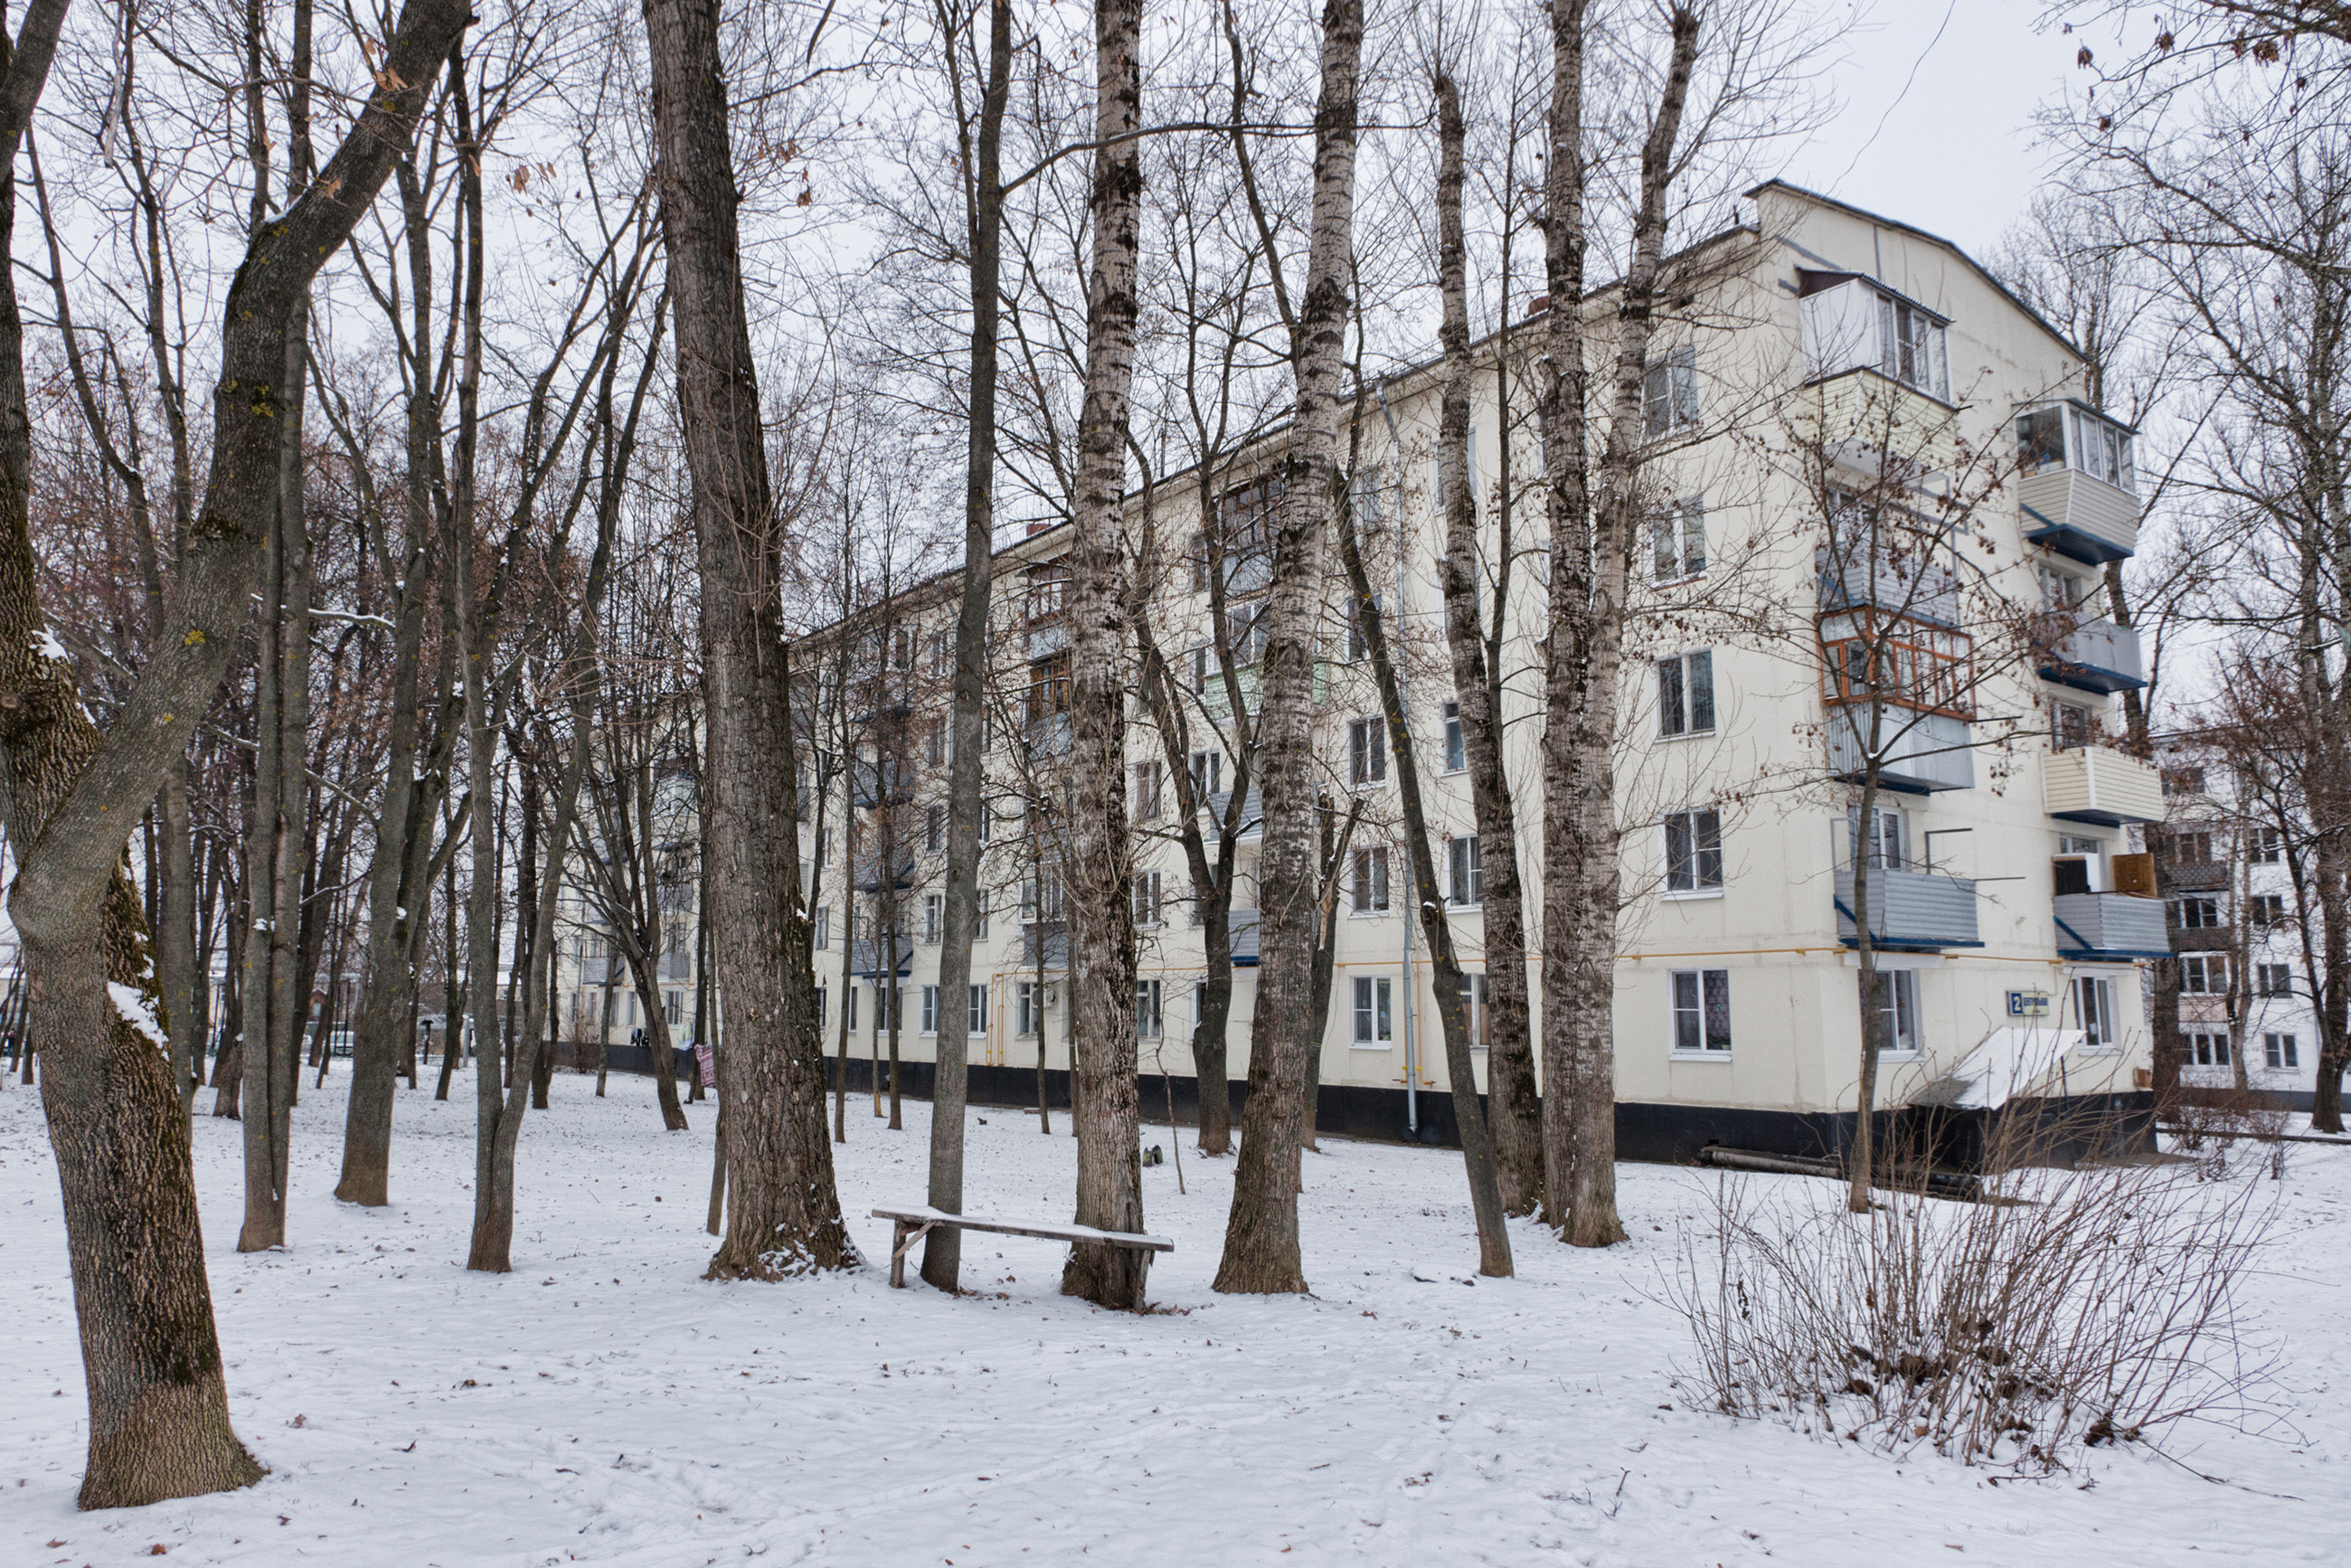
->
[1, 1067, 2345, 1566]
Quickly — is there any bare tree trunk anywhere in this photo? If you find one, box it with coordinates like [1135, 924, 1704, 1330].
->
[921, 0, 1013, 1298]
[0, 0, 460, 1506]
[1061, 0, 1147, 1309]
[647, 0, 854, 1277]
[1214, 0, 1362, 1296]
[1337, 458, 1511, 1276]
[1431, 71, 1540, 1215]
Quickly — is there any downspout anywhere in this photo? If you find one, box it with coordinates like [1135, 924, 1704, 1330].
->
[1376, 380, 1418, 1137]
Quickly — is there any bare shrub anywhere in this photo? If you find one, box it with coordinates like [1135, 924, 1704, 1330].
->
[2166, 1087, 2291, 1181]
[1663, 1150, 2277, 1473]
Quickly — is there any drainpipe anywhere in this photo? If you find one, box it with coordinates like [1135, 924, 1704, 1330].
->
[1375, 381, 1418, 1137]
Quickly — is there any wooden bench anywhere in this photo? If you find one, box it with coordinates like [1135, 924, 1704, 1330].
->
[871, 1205, 1174, 1288]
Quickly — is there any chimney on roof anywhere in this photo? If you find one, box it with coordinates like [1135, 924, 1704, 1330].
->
[1525, 293, 1551, 317]
[1025, 521, 1052, 538]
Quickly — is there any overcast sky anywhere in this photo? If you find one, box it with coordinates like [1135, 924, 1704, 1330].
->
[1777, 0, 2087, 262]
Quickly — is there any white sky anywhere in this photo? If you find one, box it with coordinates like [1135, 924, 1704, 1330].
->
[1778, 0, 2085, 262]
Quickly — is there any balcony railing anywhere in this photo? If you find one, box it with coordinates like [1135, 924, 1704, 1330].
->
[2044, 745, 2162, 827]
[1826, 708, 1975, 793]
[1228, 908, 1261, 967]
[2021, 468, 2139, 564]
[1835, 866, 1981, 951]
[2053, 892, 2169, 960]
[2034, 613, 2146, 694]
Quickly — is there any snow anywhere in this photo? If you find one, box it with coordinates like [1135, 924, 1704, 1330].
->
[0, 1071, 2344, 1565]
[31, 627, 69, 663]
[104, 983, 168, 1052]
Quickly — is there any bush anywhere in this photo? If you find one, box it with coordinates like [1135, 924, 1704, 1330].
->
[1663, 1149, 2277, 1474]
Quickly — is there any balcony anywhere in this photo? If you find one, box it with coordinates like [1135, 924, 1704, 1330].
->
[1019, 921, 1068, 971]
[850, 935, 911, 980]
[851, 849, 917, 892]
[2035, 614, 2145, 694]
[1202, 786, 1262, 839]
[2044, 745, 2162, 826]
[1827, 708, 1975, 793]
[1817, 548, 1959, 626]
[1835, 867, 1981, 952]
[2166, 859, 2229, 892]
[2053, 892, 2169, 960]
[1229, 908, 1260, 967]
[2020, 470, 2139, 564]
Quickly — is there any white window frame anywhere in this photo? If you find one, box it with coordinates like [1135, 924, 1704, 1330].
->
[926, 803, 946, 854]
[922, 893, 943, 944]
[1133, 760, 1162, 822]
[2179, 953, 2227, 996]
[1137, 978, 1163, 1040]
[1351, 975, 1394, 1048]
[1441, 701, 1466, 773]
[2075, 974, 2117, 1052]
[1190, 749, 1222, 804]
[1650, 496, 1707, 582]
[1663, 807, 1724, 897]
[1669, 968, 1733, 1055]
[2255, 962, 2293, 998]
[1351, 844, 1390, 915]
[1657, 650, 1716, 738]
[921, 985, 939, 1037]
[1447, 835, 1483, 907]
[969, 983, 989, 1034]
[1456, 971, 1489, 1051]
[1016, 980, 1039, 1038]
[1640, 345, 1699, 439]
[1133, 869, 1163, 928]
[2265, 1032, 2300, 1071]
[813, 905, 829, 950]
[1873, 968, 1922, 1058]
[1348, 716, 1387, 788]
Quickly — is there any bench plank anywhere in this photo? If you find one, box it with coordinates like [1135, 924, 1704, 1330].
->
[872, 1205, 1173, 1286]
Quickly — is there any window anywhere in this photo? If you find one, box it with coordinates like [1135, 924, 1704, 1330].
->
[2174, 895, 2223, 930]
[1881, 295, 1949, 398]
[845, 987, 858, 1032]
[816, 987, 827, 1031]
[1225, 602, 1269, 666]
[975, 889, 989, 940]
[2265, 1033, 2300, 1071]
[922, 893, 942, 944]
[1351, 845, 1390, 914]
[1640, 346, 1698, 439]
[1457, 972, 1490, 1049]
[892, 628, 912, 669]
[2075, 975, 2115, 1048]
[1346, 594, 1381, 662]
[1448, 835, 1483, 906]
[1190, 750, 1222, 804]
[2054, 702, 2102, 751]
[2189, 1030, 2231, 1067]
[969, 984, 989, 1034]
[1133, 760, 1162, 823]
[1016, 981, 1041, 1038]
[2251, 826, 2284, 864]
[926, 804, 945, 854]
[1650, 498, 1707, 581]
[2159, 829, 2214, 866]
[1020, 872, 1065, 923]
[925, 719, 946, 770]
[1664, 808, 1723, 894]
[2016, 406, 2066, 475]
[666, 991, 683, 1026]
[1671, 968, 1732, 1053]
[1442, 701, 1466, 772]
[929, 628, 952, 678]
[2255, 963, 2293, 997]
[1133, 870, 1163, 927]
[1352, 976, 1393, 1046]
[921, 985, 939, 1036]
[1850, 805, 1906, 871]
[1657, 651, 1716, 737]
[2067, 405, 2134, 492]
[1872, 968, 1921, 1054]
[1137, 979, 1163, 1039]
[1190, 534, 1211, 594]
[1348, 717, 1387, 787]
[2037, 563, 2090, 611]
[2179, 954, 2227, 995]
[2161, 765, 2205, 797]
[2248, 893, 2286, 929]
[813, 905, 829, 950]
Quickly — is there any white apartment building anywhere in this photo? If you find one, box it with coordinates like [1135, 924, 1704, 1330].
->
[2157, 750, 2343, 1108]
[786, 182, 2164, 1163]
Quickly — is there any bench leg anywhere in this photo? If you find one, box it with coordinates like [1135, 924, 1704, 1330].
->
[888, 1220, 936, 1288]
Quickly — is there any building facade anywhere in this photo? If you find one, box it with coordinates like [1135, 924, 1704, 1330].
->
[761, 184, 2169, 1160]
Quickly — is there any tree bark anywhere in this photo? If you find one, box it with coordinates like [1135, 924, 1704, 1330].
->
[1431, 71, 1541, 1215]
[0, 0, 464, 1507]
[920, 0, 1014, 1298]
[646, 0, 854, 1277]
[1214, 0, 1362, 1296]
[1060, 0, 1148, 1309]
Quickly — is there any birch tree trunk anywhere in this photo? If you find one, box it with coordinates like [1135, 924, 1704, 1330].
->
[646, 0, 854, 1276]
[1061, 0, 1148, 1309]
[1431, 70, 1541, 1215]
[1214, 0, 1362, 1296]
